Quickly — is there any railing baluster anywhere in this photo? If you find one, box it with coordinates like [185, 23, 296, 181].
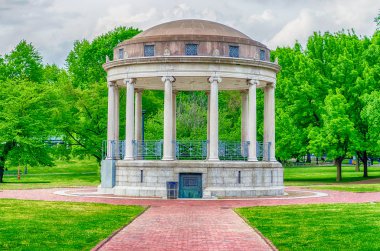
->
[101, 139, 270, 161]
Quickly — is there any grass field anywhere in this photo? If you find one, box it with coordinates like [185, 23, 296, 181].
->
[0, 158, 99, 190]
[305, 183, 380, 192]
[236, 203, 380, 251]
[284, 165, 380, 192]
[285, 165, 380, 185]
[0, 199, 144, 250]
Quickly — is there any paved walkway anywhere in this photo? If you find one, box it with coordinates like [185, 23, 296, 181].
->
[1, 187, 380, 251]
[94, 206, 273, 251]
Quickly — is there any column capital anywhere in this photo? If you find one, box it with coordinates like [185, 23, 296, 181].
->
[247, 79, 259, 86]
[135, 88, 143, 93]
[108, 81, 116, 88]
[208, 76, 222, 84]
[265, 82, 276, 89]
[240, 90, 248, 94]
[124, 78, 136, 85]
[161, 76, 175, 83]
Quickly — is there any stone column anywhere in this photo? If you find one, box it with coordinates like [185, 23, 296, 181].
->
[106, 82, 116, 159]
[264, 83, 276, 161]
[247, 80, 258, 161]
[208, 76, 221, 161]
[135, 89, 143, 142]
[173, 91, 177, 159]
[241, 90, 248, 141]
[124, 78, 135, 160]
[114, 84, 120, 159]
[206, 91, 210, 159]
[162, 76, 175, 160]
[134, 89, 143, 159]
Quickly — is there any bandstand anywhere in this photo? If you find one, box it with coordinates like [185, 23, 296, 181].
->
[99, 19, 284, 198]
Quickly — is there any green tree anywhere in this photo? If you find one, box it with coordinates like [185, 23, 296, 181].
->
[43, 64, 70, 84]
[0, 80, 61, 182]
[0, 56, 6, 81]
[57, 82, 108, 162]
[4, 40, 43, 83]
[272, 43, 325, 162]
[308, 90, 357, 181]
[361, 91, 380, 157]
[308, 31, 373, 177]
[66, 27, 141, 88]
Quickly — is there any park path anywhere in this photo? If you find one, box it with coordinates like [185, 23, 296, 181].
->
[93, 205, 274, 251]
[1, 187, 380, 250]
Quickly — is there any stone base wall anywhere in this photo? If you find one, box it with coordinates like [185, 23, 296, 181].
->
[98, 160, 284, 198]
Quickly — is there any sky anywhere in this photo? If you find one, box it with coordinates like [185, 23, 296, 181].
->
[0, 0, 379, 67]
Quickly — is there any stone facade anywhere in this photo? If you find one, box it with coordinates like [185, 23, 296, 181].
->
[98, 160, 284, 198]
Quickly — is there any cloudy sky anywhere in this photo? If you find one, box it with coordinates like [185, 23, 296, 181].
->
[1, 0, 378, 66]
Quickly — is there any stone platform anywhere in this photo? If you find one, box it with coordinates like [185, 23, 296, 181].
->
[99, 160, 284, 198]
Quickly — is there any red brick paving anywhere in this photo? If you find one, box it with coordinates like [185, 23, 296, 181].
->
[1, 187, 379, 207]
[94, 206, 273, 251]
[1, 187, 380, 251]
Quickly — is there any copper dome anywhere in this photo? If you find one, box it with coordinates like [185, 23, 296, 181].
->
[119, 19, 264, 47]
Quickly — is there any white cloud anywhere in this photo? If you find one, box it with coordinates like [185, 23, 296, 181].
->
[268, 9, 317, 48]
[96, 4, 157, 34]
[248, 10, 274, 24]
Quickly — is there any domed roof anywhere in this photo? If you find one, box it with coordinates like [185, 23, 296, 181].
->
[120, 19, 264, 47]
[136, 19, 251, 39]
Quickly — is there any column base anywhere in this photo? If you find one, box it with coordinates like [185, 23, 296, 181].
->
[123, 157, 134, 161]
[100, 159, 116, 188]
[207, 158, 220, 162]
[162, 157, 174, 161]
[248, 157, 258, 162]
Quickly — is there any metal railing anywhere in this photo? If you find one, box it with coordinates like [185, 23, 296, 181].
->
[133, 140, 163, 160]
[175, 140, 208, 160]
[256, 141, 271, 161]
[102, 140, 124, 160]
[219, 141, 249, 161]
[102, 139, 271, 161]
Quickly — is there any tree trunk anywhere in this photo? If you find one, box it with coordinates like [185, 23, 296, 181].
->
[363, 151, 368, 178]
[357, 151, 369, 178]
[306, 153, 312, 163]
[335, 157, 344, 182]
[0, 166, 3, 183]
[355, 158, 360, 172]
[316, 157, 319, 165]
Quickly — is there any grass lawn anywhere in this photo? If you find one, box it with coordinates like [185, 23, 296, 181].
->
[305, 183, 380, 192]
[0, 158, 99, 190]
[285, 165, 380, 192]
[0, 199, 144, 250]
[236, 203, 380, 251]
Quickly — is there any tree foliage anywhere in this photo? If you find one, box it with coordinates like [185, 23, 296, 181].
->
[3, 40, 43, 83]
[0, 80, 61, 181]
[66, 27, 141, 88]
[58, 82, 108, 162]
[273, 28, 379, 180]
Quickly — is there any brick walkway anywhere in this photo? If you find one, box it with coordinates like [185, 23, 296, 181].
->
[94, 206, 273, 251]
[1, 187, 380, 251]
